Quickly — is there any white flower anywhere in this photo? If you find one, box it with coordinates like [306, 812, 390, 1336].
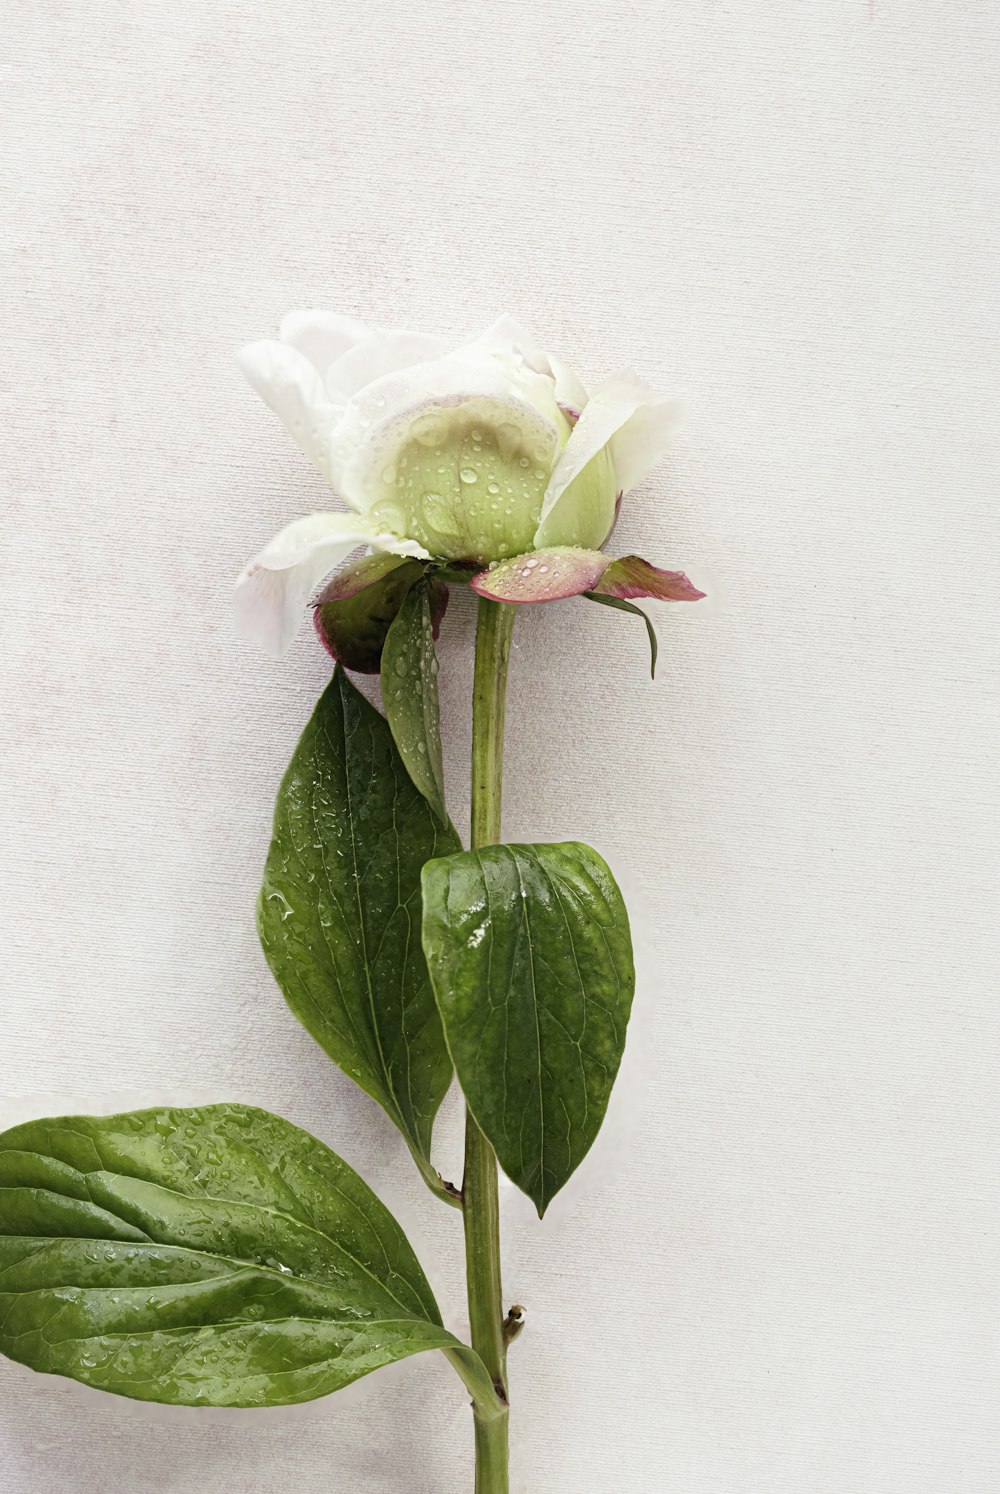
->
[235, 313, 690, 655]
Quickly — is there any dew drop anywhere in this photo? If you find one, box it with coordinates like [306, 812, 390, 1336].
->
[460, 467, 478, 484]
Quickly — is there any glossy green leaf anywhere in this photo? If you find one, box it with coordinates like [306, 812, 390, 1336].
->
[258, 669, 459, 1183]
[381, 581, 447, 823]
[584, 591, 659, 678]
[421, 842, 635, 1215]
[0, 1104, 497, 1409]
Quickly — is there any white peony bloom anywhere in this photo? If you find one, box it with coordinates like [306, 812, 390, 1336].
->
[235, 312, 699, 656]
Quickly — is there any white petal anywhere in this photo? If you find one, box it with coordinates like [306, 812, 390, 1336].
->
[549, 355, 589, 414]
[474, 314, 543, 357]
[539, 376, 682, 523]
[471, 319, 588, 412]
[278, 310, 372, 377]
[605, 382, 684, 494]
[234, 512, 428, 656]
[237, 340, 338, 478]
[324, 330, 450, 401]
[466, 314, 561, 385]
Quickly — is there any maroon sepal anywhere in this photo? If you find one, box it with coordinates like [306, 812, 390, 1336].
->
[314, 554, 447, 673]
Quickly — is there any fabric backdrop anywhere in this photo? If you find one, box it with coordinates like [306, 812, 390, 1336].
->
[2, 3, 998, 1491]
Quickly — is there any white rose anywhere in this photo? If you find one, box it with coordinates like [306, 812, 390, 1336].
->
[235, 313, 701, 655]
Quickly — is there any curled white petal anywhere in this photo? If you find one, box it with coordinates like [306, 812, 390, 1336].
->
[278, 310, 372, 378]
[473, 314, 547, 365]
[237, 340, 338, 479]
[537, 376, 683, 538]
[471, 317, 588, 412]
[325, 330, 451, 402]
[603, 378, 684, 494]
[233, 512, 428, 657]
[549, 355, 589, 415]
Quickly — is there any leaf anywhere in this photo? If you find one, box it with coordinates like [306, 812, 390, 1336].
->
[584, 591, 659, 678]
[421, 842, 636, 1215]
[0, 1104, 497, 1409]
[314, 554, 448, 675]
[381, 581, 447, 823]
[259, 668, 459, 1182]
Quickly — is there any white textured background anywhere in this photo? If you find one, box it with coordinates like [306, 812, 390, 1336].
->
[2, 3, 999, 1491]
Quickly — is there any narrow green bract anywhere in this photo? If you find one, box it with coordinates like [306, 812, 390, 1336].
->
[585, 591, 659, 677]
[258, 668, 458, 1172]
[0, 1105, 479, 1407]
[421, 841, 636, 1215]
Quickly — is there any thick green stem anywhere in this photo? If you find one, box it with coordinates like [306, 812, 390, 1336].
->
[464, 597, 515, 1493]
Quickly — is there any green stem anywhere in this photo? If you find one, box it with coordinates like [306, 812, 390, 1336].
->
[464, 597, 515, 1493]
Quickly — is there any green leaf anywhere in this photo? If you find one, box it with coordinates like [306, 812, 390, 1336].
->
[259, 669, 459, 1183]
[584, 591, 659, 678]
[421, 842, 636, 1215]
[0, 1104, 497, 1409]
[381, 581, 447, 823]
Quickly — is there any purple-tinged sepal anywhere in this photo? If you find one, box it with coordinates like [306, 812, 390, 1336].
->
[469, 547, 610, 604]
[594, 554, 705, 603]
[469, 547, 705, 609]
[314, 554, 447, 674]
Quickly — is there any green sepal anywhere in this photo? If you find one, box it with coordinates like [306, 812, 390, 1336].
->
[381, 581, 448, 824]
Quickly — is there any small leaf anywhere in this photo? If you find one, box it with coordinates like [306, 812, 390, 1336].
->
[585, 591, 659, 678]
[381, 581, 447, 823]
[0, 1105, 495, 1408]
[421, 842, 636, 1215]
[259, 669, 459, 1178]
[314, 554, 447, 675]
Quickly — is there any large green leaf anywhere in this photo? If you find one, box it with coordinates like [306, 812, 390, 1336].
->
[0, 1105, 497, 1409]
[422, 842, 635, 1215]
[381, 580, 447, 823]
[258, 669, 459, 1186]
